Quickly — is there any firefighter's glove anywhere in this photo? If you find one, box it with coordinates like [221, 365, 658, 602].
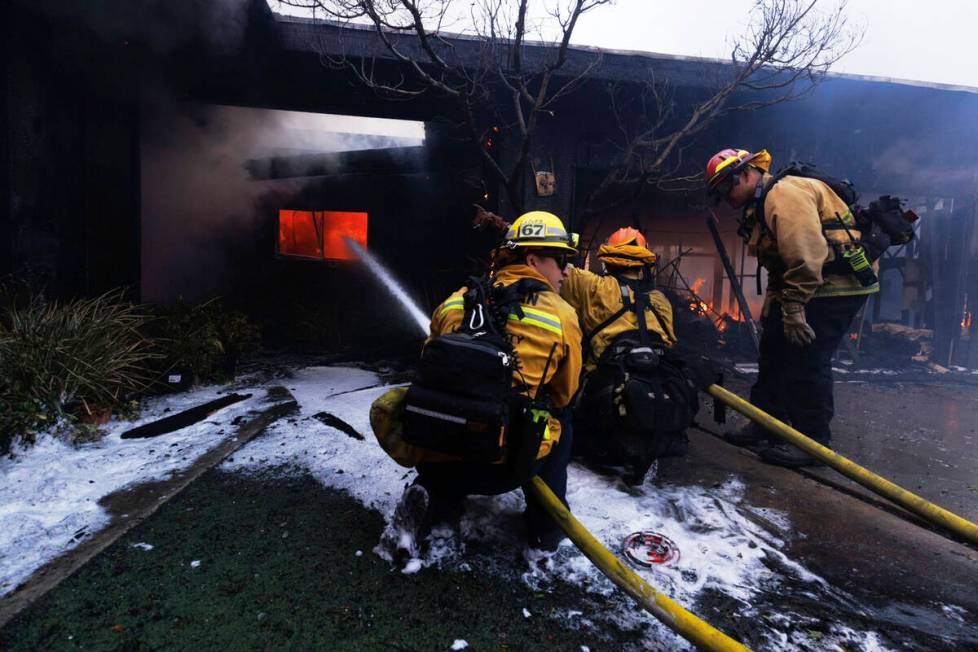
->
[686, 356, 721, 392]
[782, 302, 815, 346]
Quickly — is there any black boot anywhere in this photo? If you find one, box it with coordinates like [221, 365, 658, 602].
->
[759, 443, 825, 468]
[527, 527, 565, 553]
[380, 484, 431, 565]
[624, 455, 656, 486]
[662, 431, 689, 458]
[723, 422, 772, 449]
[427, 492, 465, 528]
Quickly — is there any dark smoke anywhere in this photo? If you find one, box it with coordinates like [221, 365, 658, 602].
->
[23, 0, 257, 56]
[139, 99, 424, 303]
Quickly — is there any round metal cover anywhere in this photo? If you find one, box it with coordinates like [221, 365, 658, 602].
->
[622, 531, 680, 568]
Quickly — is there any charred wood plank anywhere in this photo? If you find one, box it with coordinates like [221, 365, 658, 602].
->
[121, 393, 252, 439]
[313, 411, 365, 441]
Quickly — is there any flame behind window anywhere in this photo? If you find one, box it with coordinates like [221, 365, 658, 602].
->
[278, 210, 368, 261]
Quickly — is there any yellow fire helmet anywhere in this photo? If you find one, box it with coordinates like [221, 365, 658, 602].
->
[503, 211, 579, 254]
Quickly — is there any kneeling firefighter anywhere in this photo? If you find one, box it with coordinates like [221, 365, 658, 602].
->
[706, 148, 914, 467]
[560, 227, 700, 483]
[371, 211, 582, 559]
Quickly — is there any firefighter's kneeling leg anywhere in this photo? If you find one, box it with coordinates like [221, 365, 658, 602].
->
[571, 374, 616, 462]
[523, 408, 573, 551]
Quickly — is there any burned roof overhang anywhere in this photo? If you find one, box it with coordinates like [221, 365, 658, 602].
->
[271, 14, 736, 91]
[269, 13, 978, 97]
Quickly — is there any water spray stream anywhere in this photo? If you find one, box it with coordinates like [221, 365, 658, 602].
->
[344, 237, 431, 336]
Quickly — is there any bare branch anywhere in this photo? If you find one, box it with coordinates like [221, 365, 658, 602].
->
[296, 0, 612, 215]
[290, 0, 858, 222]
[586, 0, 863, 216]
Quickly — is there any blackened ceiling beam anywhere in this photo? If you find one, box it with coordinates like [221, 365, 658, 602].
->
[245, 145, 435, 180]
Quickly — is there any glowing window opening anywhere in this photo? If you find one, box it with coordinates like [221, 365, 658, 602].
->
[278, 210, 368, 261]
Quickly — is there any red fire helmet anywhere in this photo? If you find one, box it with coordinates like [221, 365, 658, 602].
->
[706, 149, 750, 189]
[705, 148, 772, 193]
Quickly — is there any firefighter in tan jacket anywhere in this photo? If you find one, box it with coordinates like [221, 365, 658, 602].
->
[372, 211, 582, 559]
[706, 148, 879, 467]
[561, 228, 677, 373]
[560, 228, 698, 483]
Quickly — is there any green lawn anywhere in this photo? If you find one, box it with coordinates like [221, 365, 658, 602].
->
[2, 471, 633, 651]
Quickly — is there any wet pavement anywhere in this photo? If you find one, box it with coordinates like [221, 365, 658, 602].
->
[832, 379, 978, 523]
[674, 377, 978, 648]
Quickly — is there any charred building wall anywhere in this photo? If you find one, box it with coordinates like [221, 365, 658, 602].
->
[2, 0, 141, 298]
[1, 1, 500, 349]
[1, 0, 280, 299]
[538, 71, 978, 366]
[4, 1, 978, 360]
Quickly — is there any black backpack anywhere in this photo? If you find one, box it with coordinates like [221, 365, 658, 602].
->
[578, 278, 699, 452]
[402, 277, 555, 482]
[755, 162, 917, 265]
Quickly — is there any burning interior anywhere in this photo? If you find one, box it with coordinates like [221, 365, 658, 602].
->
[277, 210, 368, 261]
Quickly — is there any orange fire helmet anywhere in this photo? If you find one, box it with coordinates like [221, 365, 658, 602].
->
[606, 227, 647, 249]
[598, 227, 655, 268]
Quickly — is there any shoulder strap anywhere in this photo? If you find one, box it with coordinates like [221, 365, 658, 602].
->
[641, 290, 670, 345]
[582, 281, 630, 364]
[471, 277, 548, 320]
[460, 277, 493, 334]
[582, 277, 667, 363]
[752, 170, 786, 237]
[512, 278, 550, 301]
[632, 285, 652, 347]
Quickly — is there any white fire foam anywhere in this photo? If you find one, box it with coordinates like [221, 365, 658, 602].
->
[221, 366, 894, 650]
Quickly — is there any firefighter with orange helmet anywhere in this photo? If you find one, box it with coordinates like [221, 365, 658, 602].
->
[706, 148, 879, 467]
[559, 227, 699, 484]
[372, 211, 582, 562]
[562, 227, 676, 369]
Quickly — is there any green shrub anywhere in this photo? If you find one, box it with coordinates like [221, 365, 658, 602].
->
[0, 289, 157, 453]
[150, 298, 260, 386]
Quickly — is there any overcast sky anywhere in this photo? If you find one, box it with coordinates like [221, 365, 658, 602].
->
[271, 0, 977, 89]
[567, 0, 977, 89]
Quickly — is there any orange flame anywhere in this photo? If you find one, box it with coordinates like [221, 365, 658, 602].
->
[686, 277, 739, 332]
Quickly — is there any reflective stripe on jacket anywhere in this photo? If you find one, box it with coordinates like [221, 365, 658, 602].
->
[748, 174, 880, 303]
[560, 266, 676, 374]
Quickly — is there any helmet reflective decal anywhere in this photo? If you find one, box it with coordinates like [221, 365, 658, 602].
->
[503, 211, 579, 253]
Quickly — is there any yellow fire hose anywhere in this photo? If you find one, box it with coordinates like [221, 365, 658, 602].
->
[525, 476, 751, 652]
[707, 384, 978, 546]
